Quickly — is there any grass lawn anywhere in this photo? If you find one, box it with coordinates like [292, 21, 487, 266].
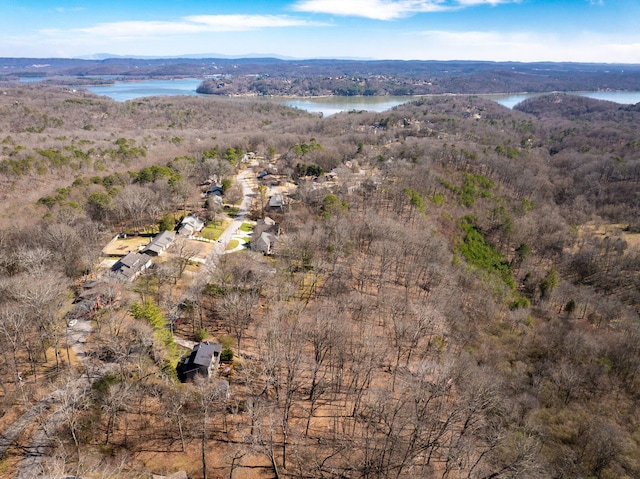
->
[240, 222, 254, 232]
[225, 206, 240, 217]
[201, 218, 231, 240]
[226, 239, 240, 250]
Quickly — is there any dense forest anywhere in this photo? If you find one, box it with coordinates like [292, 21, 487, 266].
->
[1, 83, 640, 479]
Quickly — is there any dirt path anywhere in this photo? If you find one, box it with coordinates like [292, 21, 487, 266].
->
[0, 317, 93, 462]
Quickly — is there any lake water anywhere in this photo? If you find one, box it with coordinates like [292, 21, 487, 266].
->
[81, 78, 640, 114]
[280, 96, 412, 116]
[87, 78, 204, 102]
[483, 91, 640, 109]
[86, 78, 411, 113]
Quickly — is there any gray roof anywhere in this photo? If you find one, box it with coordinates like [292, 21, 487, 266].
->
[192, 342, 222, 367]
[253, 217, 279, 239]
[251, 232, 274, 253]
[143, 230, 175, 255]
[268, 195, 285, 208]
[181, 215, 204, 229]
[112, 252, 151, 280]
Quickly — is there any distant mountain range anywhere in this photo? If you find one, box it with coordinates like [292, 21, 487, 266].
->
[76, 53, 303, 61]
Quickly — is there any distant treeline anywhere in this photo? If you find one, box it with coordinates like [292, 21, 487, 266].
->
[3, 57, 640, 96]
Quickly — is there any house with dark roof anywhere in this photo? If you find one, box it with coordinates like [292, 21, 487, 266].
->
[111, 252, 152, 282]
[261, 174, 280, 187]
[206, 184, 224, 197]
[142, 230, 175, 256]
[177, 341, 223, 382]
[65, 299, 95, 322]
[78, 280, 108, 303]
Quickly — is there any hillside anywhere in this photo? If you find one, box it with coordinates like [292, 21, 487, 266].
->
[3, 57, 640, 96]
[0, 86, 639, 479]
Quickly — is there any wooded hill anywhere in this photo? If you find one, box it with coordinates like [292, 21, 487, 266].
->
[0, 84, 639, 479]
[3, 57, 640, 95]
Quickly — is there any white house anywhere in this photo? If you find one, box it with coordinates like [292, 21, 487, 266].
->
[178, 215, 205, 236]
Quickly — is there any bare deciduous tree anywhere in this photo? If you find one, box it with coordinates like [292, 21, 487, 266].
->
[193, 376, 229, 479]
[0, 305, 28, 383]
[217, 290, 259, 357]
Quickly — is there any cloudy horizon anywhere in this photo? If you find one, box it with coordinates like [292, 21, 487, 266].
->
[1, 0, 639, 63]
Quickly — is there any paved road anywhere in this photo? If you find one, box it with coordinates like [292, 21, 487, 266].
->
[180, 167, 255, 305]
[0, 396, 55, 459]
[0, 320, 93, 462]
[2, 250, 119, 473]
[6, 364, 116, 478]
[65, 316, 93, 359]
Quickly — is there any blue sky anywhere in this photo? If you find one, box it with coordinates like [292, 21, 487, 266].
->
[1, 0, 639, 63]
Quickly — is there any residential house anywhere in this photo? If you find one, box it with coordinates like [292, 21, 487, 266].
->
[67, 278, 120, 321]
[177, 341, 223, 382]
[252, 232, 275, 254]
[250, 216, 280, 254]
[207, 194, 223, 208]
[207, 184, 224, 196]
[111, 252, 152, 282]
[267, 194, 286, 212]
[142, 230, 175, 256]
[65, 299, 95, 322]
[255, 216, 279, 234]
[261, 174, 280, 187]
[77, 279, 121, 309]
[178, 214, 205, 236]
[241, 151, 256, 163]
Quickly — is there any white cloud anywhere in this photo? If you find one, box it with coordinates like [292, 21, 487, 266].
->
[418, 29, 532, 48]
[455, 0, 517, 6]
[292, 0, 451, 20]
[185, 14, 322, 30]
[55, 7, 86, 13]
[68, 14, 322, 39]
[77, 21, 206, 37]
[291, 0, 519, 19]
[411, 30, 640, 63]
